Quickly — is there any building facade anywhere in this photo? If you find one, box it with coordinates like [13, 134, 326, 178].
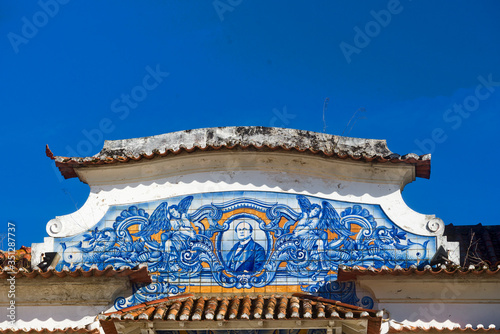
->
[1, 127, 499, 333]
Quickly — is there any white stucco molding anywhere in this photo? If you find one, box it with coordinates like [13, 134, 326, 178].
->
[45, 190, 109, 239]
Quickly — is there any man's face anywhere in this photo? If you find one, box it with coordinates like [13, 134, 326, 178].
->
[236, 222, 252, 241]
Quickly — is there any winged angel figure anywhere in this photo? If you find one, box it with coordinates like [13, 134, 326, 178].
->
[134, 196, 194, 239]
[293, 196, 355, 263]
[130, 196, 196, 269]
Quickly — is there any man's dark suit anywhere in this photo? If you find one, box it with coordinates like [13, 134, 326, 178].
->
[226, 238, 265, 274]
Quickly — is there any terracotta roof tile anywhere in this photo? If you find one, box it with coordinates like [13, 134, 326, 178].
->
[336, 264, 500, 281]
[47, 126, 431, 179]
[253, 295, 264, 319]
[204, 297, 218, 320]
[278, 296, 288, 319]
[217, 297, 230, 320]
[99, 293, 382, 322]
[0, 265, 151, 284]
[0, 246, 31, 270]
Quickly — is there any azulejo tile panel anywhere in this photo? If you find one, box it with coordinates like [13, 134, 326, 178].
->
[53, 191, 436, 309]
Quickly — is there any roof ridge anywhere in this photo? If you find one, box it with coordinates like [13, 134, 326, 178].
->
[47, 126, 431, 180]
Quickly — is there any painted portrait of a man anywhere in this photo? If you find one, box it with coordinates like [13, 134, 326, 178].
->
[225, 221, 265, 274]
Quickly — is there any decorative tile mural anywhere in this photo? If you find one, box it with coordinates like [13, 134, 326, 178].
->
[53, 191, 436, 309]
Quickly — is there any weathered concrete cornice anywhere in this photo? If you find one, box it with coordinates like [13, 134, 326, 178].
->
[46, 127, 431, 180]
[0, 275, 130, 306]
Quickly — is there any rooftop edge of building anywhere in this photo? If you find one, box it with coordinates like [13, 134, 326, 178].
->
[46, 126, 431, 179]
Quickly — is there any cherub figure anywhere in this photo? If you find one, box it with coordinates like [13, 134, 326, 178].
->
[293, 200, 322, 240]
[294, 196, 326, 252]
[131, 196, 195, 272]
[293, 196, 351, 269]
[165, 196, 196, 251]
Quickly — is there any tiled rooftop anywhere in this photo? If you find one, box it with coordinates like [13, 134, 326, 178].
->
[0, 328, 99, 334]
[0, 246, 31, 270]
[99, 293, 383, 321]
[444, 224, 500, 267]
[0, 265, 151, 284]
[336, 263, 500, 281]
[46, 126, 431, 179]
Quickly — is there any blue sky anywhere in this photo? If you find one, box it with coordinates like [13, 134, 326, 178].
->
[1, 1, 499, 248]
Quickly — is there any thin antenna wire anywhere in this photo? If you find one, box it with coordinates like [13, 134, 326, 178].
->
[0, 233, 6, 250]
[62, 188, 92, 231]
[342, 107, 366, 136]
[62, 188, 79, 211]
[322, 98, 329, 133]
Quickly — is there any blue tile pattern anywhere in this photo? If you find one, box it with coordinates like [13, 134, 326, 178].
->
[53, 191, 436, 309]
[317, 281, 374, 309]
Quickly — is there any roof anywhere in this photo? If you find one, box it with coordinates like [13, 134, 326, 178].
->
[0, 265, 151, 284]
[336, 264, 500, 281]
[0, 246, 31, 270]
[100, 293, 382, 321]
[0, 328, 99, 334]
[0, 247, 150, 283]
[444, 224, 500, 267]
[46, 126, 431, 179]
[99, 293, 383, 334]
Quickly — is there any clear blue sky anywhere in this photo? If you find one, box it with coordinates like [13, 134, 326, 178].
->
[1, 1, 499, 248]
